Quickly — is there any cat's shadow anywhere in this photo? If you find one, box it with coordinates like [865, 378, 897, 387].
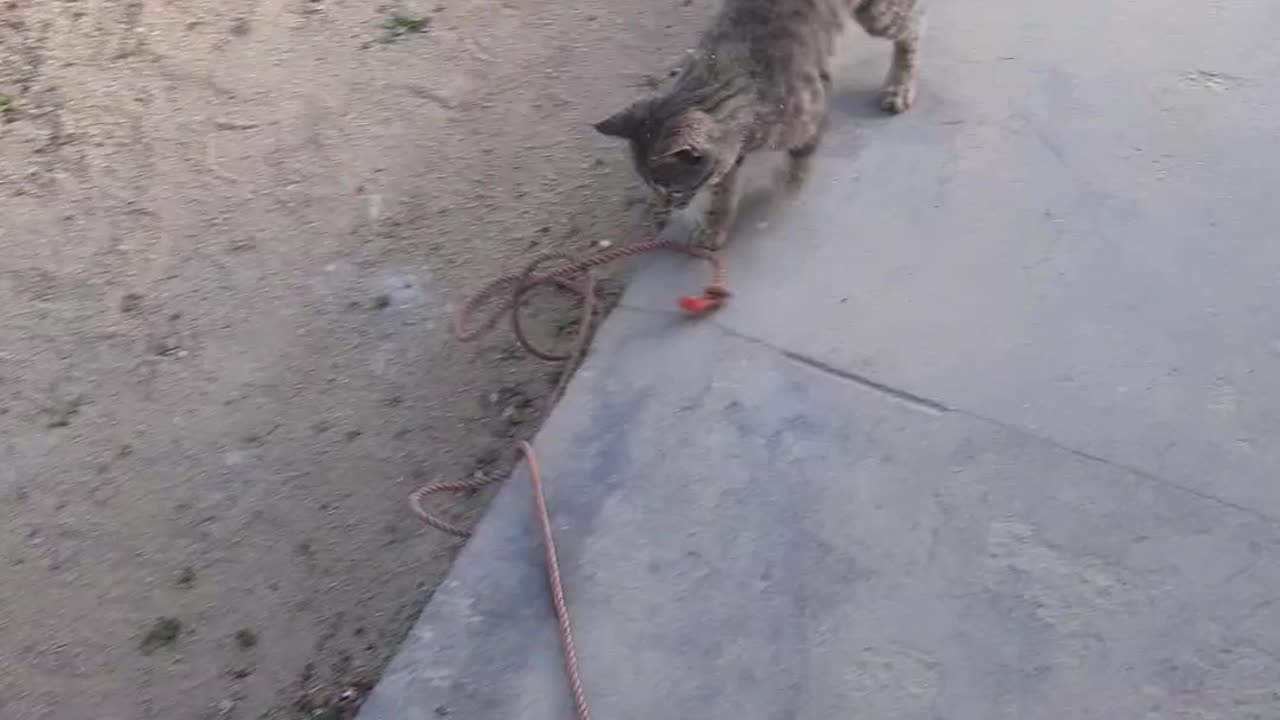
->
[717, 155, 809, 240]
[668, 87, 885, 245]
[731, 88, 883, 226]
[830, 87, 891, 121]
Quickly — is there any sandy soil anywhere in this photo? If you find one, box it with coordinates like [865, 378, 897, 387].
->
[0, 0, 708, 717]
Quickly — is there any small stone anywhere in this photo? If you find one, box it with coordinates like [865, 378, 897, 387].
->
[234, 628, 258, 649]
[139, 616, 183, 654]
[120, 292, 144, 313]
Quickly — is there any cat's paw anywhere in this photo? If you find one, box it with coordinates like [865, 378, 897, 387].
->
[879, 81, 917, 114]
[691, 222, 730, 251]
[650, 209, 672, 232]
[645, 196, 674, 230]
[781, 153, 813, 191]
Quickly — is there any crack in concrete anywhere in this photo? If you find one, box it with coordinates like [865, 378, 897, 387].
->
[974, 416, 1280, 528]
[778, 349, 951, 415]
[643, 309, 1280, 529]
[695, 314, 954, 415]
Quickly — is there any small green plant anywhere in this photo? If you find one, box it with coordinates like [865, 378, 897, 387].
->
[0, 94, 15, 122]
[376, 12, 429, 44]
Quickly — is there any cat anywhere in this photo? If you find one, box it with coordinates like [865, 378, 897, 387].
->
[594, 0, 925, 249]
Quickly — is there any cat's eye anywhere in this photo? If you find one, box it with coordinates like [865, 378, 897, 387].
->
[671, 148, 704, 166]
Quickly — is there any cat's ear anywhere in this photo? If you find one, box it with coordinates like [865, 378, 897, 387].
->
[593, 101, 646, 139]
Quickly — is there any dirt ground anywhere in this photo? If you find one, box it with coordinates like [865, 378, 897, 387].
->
[0, 0, 709, 717]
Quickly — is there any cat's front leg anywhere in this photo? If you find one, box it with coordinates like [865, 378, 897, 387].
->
[650, 192, 675, 232]
[880, 32, 922, 114]
[854, 0, 925, 114]
[697, 162, 742, 251]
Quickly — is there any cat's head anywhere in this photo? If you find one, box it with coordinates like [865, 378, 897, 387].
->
[593, 100, 740, 209]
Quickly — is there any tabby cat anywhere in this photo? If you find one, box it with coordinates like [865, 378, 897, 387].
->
[595, 0, 924, 249]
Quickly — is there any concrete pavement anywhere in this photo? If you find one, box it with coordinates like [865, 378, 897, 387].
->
[358, 1, 1280, 717]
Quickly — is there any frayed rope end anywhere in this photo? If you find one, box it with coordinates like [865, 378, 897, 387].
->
[677, 284, 730, 315]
